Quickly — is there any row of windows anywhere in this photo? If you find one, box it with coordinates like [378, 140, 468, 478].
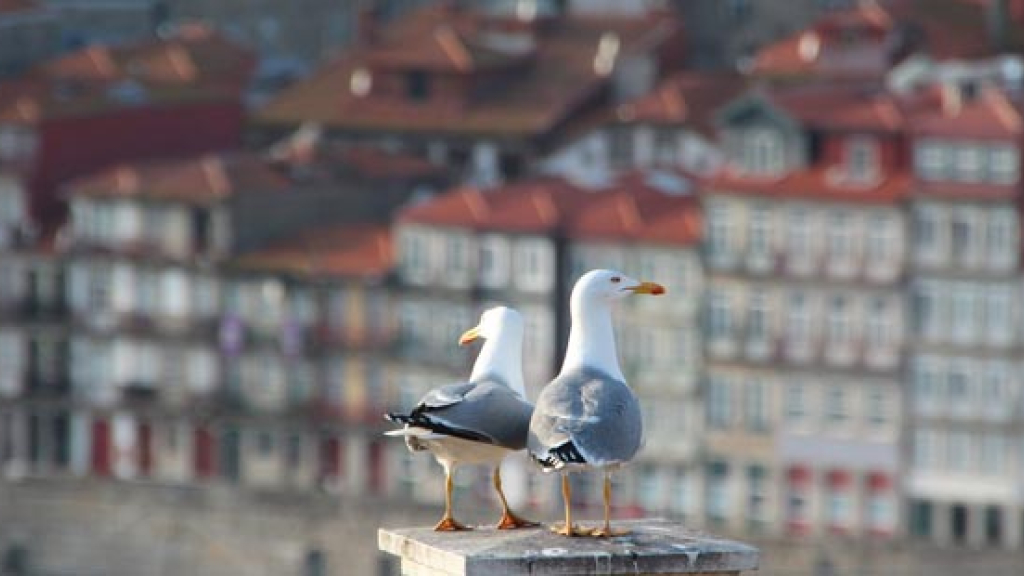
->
[912, 280, 1018, 346]
[914, 141, 1020, 185]
[912, 356, 1017, 413]
[705, 200, 902, 273]
[706, 287, 901, 349]
[705, 377, 894, 432]
[912, 203, 1018, 270]
[399, 229, 555, 293]
[913, 430, 1015, 475]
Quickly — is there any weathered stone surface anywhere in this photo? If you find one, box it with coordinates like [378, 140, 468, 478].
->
[378, 519, 759, 575]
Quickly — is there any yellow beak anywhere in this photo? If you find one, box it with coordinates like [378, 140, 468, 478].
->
[459, 326, 481, 346]
[628, 281, 666, 295]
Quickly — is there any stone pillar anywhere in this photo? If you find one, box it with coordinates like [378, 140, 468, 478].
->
[379, 519, 759, 576]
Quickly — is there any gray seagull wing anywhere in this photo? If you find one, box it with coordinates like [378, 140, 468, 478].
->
[399, 380, 534, 450]
[528, 368, 643, 469]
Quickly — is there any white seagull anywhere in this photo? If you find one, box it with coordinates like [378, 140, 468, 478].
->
[386, 306, 537, 531]
[528, 269, 665, 537]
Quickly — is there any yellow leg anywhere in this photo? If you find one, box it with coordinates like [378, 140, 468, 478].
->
[552, 474, 591, 537]
[592, 472, 629, 537]
[434, 465, 470, 531]
[493, 466, 538, 529]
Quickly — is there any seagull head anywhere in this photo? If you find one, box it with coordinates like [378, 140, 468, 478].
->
[459, 305, 523, 346]
[573, 269, 665, 303]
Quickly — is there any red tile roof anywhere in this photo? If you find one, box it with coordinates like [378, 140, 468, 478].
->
[399, 176, 591, 233]
[914, 180, 1020, 201]
[613, 72, 747, 135]
[401, 171, 699, 246]
[65, 153, 291, 204]
[908, 86, 1023, 140]
[232, 224, 392, 278]
[704, 167, 912, 204]
[887, 0, 1024, 60]
[257, 4, 680, 138]
[0, 25, 254, 122]
[764, 83, 905, 132]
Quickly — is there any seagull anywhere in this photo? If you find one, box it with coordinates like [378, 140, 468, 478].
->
[528, 269, 665, 537]
[385, 306, 537, 531]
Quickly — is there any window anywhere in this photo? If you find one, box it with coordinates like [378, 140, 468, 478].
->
[989, 145, 1020, 184]
[708, 292, 732, 340]
[827, 211, 851, 261]
[951, 213, 973, 263]
[954, 144, 984, 182]
[256, 430, 274, 457]
[827, 295, 850, 345]
[914, 140, 946, 181]
[825, 386, 847, 425]
[787, 207, 809, 261]
[400, 229, 429, 282]
[706, 202, 731, 262]
[867, 494, 893, 532]
[707, 377, 732, 429]
[909, 500, 933, 538]
[747, 291, 768, 343]
[912, 284, 937, 337]
[826, 488, 851, 528]
[947, 432, 971, 471]
[865, 297, 890, 348]
[981, 435, 1005, 475]
[477, 235, 509, 288]
[986, 286, 1013, 344]
[947, 364, 971, 404]
[786, 293, 809, 343]
[743, 129, 784, 175]
[846, 136, 878, 180]
[865, 213, 891, 263]
[744, 380, 769, 432]
[913, 360, 940, 405]
[784, 383, 806, 424]
[866, 388, 887, 427]
[445, 235, 470, 277]
[912, 207, 937, 253]
[514, 239, 553, 293]
[706, 461, 729, 522]
[987, 210, 1016, 268]
[748, 205, 771, 258]
[405, 70, 431, 101]
[747, 465, 767, 526]
[913, 430, 936, 469]
[982, 363, 1008, 409]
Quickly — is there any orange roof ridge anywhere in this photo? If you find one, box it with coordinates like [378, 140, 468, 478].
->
[617, 194, 642, 232]
[983, 87, 1023, 132]
[434, 26, 472, 71]
[660, 86, 687, 120]
[873, 97, 901, 129]
[463, 188, 490, 222]
[15, 96, 39, 121]
[530, 189, 559, 226]
[86, 46, 117, 77]
[114, 166, 138, 193]
[201, 155, 231, 196]
[860, 0, 892, 27]
[166, 44, 198, 81]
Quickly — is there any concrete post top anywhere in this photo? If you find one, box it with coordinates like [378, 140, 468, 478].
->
[378, 519, 760, 575]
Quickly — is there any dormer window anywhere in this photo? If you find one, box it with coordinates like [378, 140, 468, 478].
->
[846, 136, 878, 181]
[741, 128, 784, 176]
[405, 70, 431, 101]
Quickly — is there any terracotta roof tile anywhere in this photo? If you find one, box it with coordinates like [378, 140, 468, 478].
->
[908, 86, 1024, 139]
[614, 72, 747, 135]
[66, 153, 291, 204]
[232, 224, 392, 278]
[0, 0, 41, 15]
[257, 5, 680, 138]
[763, 83, 905, 132]
[0, 27, 253, 122]
[704, 167, 912, 204]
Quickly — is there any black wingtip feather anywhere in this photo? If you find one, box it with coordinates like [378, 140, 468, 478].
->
[532, 441, 587, 470]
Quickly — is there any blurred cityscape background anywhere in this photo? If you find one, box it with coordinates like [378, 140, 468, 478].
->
[1, 0, 1024, 574]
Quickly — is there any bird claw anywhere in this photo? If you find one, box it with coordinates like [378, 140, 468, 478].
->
[551, 523, 594, 537]
[496, 512, 540, 530]
[590, 526, 630, 538]
[434, 517, 472, 532]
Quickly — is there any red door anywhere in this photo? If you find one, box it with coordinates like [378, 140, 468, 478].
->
[137, 421, 152, 477]
[319, 435, 341, 481]
[90, 418, 111, 477]
[193, 426, 215, 480]
[368, 440, 384, 494]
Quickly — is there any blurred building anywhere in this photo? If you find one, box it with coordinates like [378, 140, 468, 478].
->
[254, 1, 686, 185]
[45, 0, 166, 47]
[701, 83, 908, 538]
[0, 0, 58, 79]
[0, 24, 255, 224]
[904, 82, 1024, 548]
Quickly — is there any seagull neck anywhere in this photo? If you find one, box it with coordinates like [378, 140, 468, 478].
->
[561, 297, 624, 382]
[469, 330, 525, 398]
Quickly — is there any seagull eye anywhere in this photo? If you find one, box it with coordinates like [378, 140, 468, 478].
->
[610, 276, 621, 283]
